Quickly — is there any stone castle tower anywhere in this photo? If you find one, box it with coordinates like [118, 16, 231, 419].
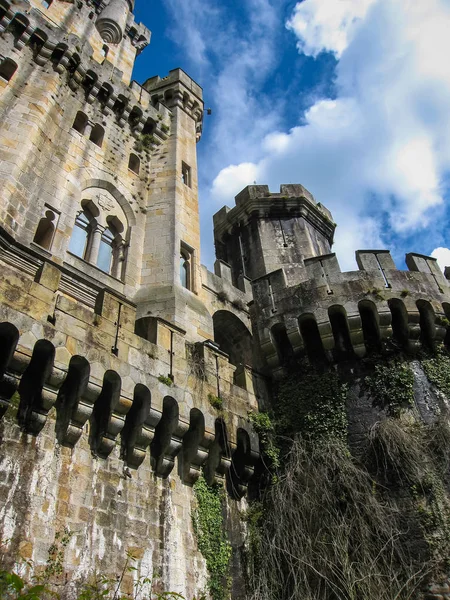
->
[0, 1, 449, 599]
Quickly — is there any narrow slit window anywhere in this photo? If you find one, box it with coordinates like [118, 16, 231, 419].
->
[180, 244, 194, 290]
[180, 253, 189, 288]
[181, 162, 191, 187]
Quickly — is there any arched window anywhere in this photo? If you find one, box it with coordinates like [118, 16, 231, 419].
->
[128, 153, 140, 174]
[33, 210, 56, 250]
[72, 111, 88, 135]
[90, 124, 104, 147]
[69, 210, 92, 259]
[0, 58, 17, 82]
[68, 200, 125, 278]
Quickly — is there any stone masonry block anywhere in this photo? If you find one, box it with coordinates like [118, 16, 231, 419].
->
[406, 253, 447, 287]
[356, 250, 396, 272]
[214, 259, 233, 284]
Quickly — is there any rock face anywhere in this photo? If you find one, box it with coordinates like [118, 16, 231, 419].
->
[0, 1, 449, 599]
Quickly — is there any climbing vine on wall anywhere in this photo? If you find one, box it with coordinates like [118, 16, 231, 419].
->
[364, 359, 414, 416]
[273, 364, 348, 444]
[247, 412, 280, 471]
[421, 345, 450, 398]
[192, 475, 232, 600]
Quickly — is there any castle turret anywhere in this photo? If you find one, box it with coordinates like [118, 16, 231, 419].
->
[213, 184, 336, 287]
[133, 69, 209, 337]
[96, 0, 133, 44]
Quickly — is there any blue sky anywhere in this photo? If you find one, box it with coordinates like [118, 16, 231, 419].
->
[132, 0, 450, 273]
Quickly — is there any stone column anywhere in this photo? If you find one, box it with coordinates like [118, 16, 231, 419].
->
[87, 226, 103, 266]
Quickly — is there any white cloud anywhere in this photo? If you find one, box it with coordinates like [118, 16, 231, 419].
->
[286, 0, 377, 58]
[209, 0, 450, 269]
[431, 248, 450, 271]
[211, 163, 260, 204]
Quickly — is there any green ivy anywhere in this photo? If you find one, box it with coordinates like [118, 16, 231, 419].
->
[365, 360, 414, 416]
[274, 365, 348, 444]
[192, 475, 231, 600]
[135, 133, 156, 154]
[242, 501, 264, 572]
[208, 394, 223, 412]
[421, 346, 450, 398]
[247, 412, 280, 471]
[158, 375, 173, 387]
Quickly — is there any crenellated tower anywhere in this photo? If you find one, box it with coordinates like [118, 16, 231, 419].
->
[0, 1, 449, 598]
[213, 184, 335, 286]
[0, 2, 259, 597]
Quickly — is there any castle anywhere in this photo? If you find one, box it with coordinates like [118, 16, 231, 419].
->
[0, 1, 449, 599]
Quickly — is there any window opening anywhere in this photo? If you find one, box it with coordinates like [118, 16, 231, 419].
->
[33, 209, 56, 250]
[69, 211, 91, 259]
[100, 45, 109, 59]
[90, 124, 104, 147]
[41, 0, 53, 8]
[180, 252, 189, 289]
[72, 111, 88, 135]
[97, 227, 115, 273]
[181, 162, 191, 187]
[128, 153, 140, 175]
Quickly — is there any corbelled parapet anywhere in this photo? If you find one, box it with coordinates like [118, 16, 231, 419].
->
[0, 259, 259, 497]
[252, 247, 450, 375]
[0, 1, 155, 129]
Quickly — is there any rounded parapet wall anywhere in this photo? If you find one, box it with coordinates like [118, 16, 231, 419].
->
[253, 249, 450, 373]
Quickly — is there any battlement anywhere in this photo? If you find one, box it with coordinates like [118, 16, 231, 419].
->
[213, 184, 335, 286]
[143, 69, 204, 140]
[213, 184, 334, 240]
[252, 247, 450, 374]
